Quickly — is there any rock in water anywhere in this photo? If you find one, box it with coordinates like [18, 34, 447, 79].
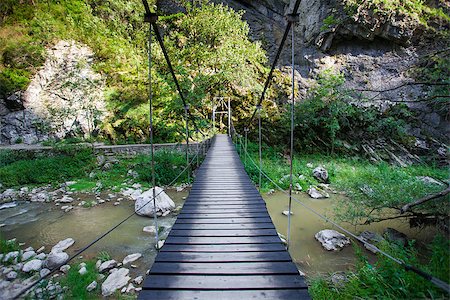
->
[135, 187, 175, 217]
[315, 229, 350, 251]
[122, 253, 142, 265]
[51, 238, 75, 253]
[383, 228, 408, 246]
[307, 187, 329, 199]
[313, 166, 329, 183]
[101, 268, 131, 297]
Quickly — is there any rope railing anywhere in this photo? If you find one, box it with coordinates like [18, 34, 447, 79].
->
[235, 133, 450, 294]
[12, 137, 211, 299]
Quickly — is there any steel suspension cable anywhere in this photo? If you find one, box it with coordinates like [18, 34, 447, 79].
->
[237, 135, 450, 294]
[245, 0, 302, 129]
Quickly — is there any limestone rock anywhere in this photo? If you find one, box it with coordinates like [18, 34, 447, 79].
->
[135, 187, 175, 217]
[98, 260, 117, 273]
[59, 265, 70, 273]
[40, 268, 51, 278]
[21, 251, 36, 261]
[312, 166, 329, 183]
[143, 226, 156, 234]
[282, 210, 293, 216]
[133, 276, 144, 285]
[315, 229, 350, 251]
[79, 267, 88, 275]
[101, 268, 131, 297]
[86, 280, 97, 292]
[122, 253, 142, 265]
[51, 238, 75, 253]
[22, 259, 43, 272]
[307, 186, 329, 199]
[46, 252, 69, 269]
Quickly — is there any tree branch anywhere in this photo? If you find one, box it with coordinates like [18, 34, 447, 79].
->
[400, 186, 450, 214]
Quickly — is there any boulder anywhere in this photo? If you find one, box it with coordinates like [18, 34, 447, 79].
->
[313, 166, 329, 183]
[98, 260, 117, 273]
[79, 267, 88, 275]
[307, 187, 329, 199]
[3, 251, 19, 263]
[122, 253, 142, 265]
[40, 268, 51, 278]
[315, 229, 350, 251]
[101, 268, 131, 297]
[46, 252, 69, 269]
[21, 251, 36, 261]
[22, 259, 43, 272]
[51, 238, 75, 253]
[5, 271, 17, 281]
[135, 187, 175, 217]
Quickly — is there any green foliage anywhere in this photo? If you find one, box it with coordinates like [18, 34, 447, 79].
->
[309, 236, 450, 299]
[0, 147, 95, 188]
[82, 200, 97, 208]
[0, 236, 19, 254]
[60, 260, 100, 299]
[321, 15, 339, 31]
[96, 251, 111, 262]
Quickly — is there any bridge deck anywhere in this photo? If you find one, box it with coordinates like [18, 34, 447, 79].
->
[138, 134, 310, 299]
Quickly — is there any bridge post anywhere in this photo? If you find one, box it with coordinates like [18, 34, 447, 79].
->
[286, 12, 299, 250]
[184, 104, 190, 183]
[244, 127, 249, 166]
[257, 104, 262, 192]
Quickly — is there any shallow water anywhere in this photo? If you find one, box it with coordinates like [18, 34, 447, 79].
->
[264, 191, 437, 276]
[0, 190, 187, 276]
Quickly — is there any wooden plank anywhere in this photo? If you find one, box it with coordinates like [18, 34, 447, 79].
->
[154, 251, 292, 262]
[180, 208, 268, 214]
[171, 223, 275, 230]
[160, 244, 286, 252]
[177, 213, 270, 218]
[175, 217, 274, 224]
[149, 261, 300, 275]
[164, 236, 283, 245]
[169, 229, 278, 237]
[142, 275, 307, 290]
[138, 289, 310, 300]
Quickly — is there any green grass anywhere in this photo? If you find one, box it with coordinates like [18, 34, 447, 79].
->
[0, 236, 20, 254]
[59, 260, 100, 299]
[96, 251, 111, 263]
[69, 180, 98, 192]
[240, 141, 448, 225]
[309, 235, 449, 299]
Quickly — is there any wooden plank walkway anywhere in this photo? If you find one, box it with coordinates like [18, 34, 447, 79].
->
[138, 134, 310, 299]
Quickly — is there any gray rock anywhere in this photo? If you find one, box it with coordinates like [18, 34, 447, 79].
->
[5, 271, 17, 281]
[40, 268, 51, 278]
[30, 192, 49, 202]
[51, 238, 75, 253]
[99, 260, 117, 273]
[331, 272, 348, 287]
[35, 253, 46, 260]
[133, 276, 144, 285]
[383, 228, 408, 246]
[135, 187, 175, 217]
[79, 267, 88, 275]
[315, 229, 350, 251]
[122, 253, 142, 265]
[101, 268, 131, 297]
[86, 280, 97, 292]
[3, 251, 19, 263]
[313, 166, 329, 183]
[21, 251, 36, 261]
[22, 259, 43, 272]
[143, 226, 156, 234]
[46, 252, 69, 269]
[58, 195, 74, 203]
[307, 186, 329, 199]
[59, 265, 70, 273]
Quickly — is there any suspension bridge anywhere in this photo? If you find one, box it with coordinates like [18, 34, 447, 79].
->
[138, 134, 309, 299]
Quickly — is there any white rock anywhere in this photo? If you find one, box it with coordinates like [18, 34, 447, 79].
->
[35, 253, 46, 260]
[101, 268, 131, 297]
[46, 251, 69, 269]
[156, 240, 165, 250]
[113, 202, 120, 206]
[143, 226, 156, 234]
[307, 187, 329, 199]
[3, 251, 19, 262]
[59, 265, 70, 273]
[313, 166, 329, 183]
[58, 195, 74, 203]
[30, 192, 49, 202]
[282, 210, 293, 216]
[21, 251, 36, 261]
[417, 176, 444, 186]
[122, 253, 142, 265]
[79, 266, 87, 275]
[315, 229, 350, 251]
[86, 280, 97, 292]
[162, 210, 170, 217]
[24, 247, 34, 252]
[22, 259, 43, 272]
[61, 205, 69, 210]
[96, 260, 102, 269]
[40, 268, 51, 278]
[79, 262, 86, 268]
[133, 276, 144, 285]
[99, 260, 117, 273]
[51, 238, 75, 253]
[36, 246, 45, 253]
[135, 187, 175, 217]
[125, 282, 136, 293]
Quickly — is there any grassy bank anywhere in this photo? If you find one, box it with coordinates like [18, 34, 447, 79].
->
[0, 145, 199, 192]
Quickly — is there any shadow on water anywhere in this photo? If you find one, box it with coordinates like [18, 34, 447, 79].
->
[263, 191, 438, 276]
